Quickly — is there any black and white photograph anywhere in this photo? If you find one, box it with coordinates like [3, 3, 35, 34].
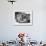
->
[15, 11, 32, 26]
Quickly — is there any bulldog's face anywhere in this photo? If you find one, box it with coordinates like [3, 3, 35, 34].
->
[15, 12, 30, 23]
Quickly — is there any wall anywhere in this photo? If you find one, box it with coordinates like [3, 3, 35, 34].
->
[0, 0, 46, 41]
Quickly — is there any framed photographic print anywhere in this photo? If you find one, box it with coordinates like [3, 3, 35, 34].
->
[14, 10, 33, 26]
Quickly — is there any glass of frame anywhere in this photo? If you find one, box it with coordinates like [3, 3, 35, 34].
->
[14, 10, 33, 26]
